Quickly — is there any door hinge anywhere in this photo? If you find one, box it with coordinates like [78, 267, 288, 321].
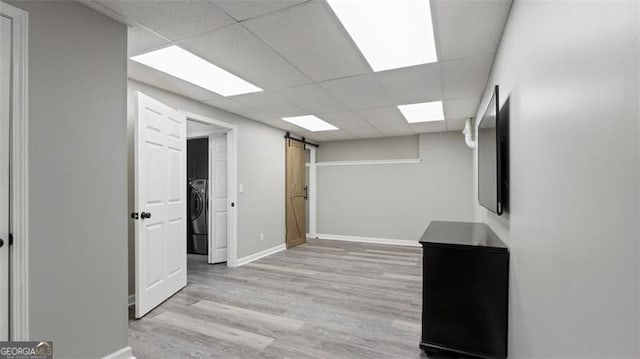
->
[8, 233, 13, 246]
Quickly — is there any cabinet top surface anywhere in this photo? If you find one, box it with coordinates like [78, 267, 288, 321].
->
[419, 221, 507, 249]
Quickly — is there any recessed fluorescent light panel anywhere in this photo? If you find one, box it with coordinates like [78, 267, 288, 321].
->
[282, 115, 339, 132]
[131, 45, 262, 97]
[327, 0, 437, 72]
[398, 101, 444, 123]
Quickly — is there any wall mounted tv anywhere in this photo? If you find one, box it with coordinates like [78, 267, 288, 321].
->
[478, 85, 509, 215]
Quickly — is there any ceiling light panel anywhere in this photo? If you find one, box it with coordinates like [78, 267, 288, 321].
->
[282, 115, 339, 132]
[130, 45, 262, 97]
[398, 101, 444, 123]
[327, 0, 437, 72]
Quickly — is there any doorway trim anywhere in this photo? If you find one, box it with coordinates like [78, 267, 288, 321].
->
[182, 111, 239, 267]
[306, 146, 317, 239]
[1, 0, 29, 340]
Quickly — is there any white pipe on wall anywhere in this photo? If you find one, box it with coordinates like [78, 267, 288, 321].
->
[462, 118, 476, 149]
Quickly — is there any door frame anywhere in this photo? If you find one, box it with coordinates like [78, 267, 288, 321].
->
[306, 145, 317, 239]
[182, 112, 239, 267]
[0, 0, 29, 340]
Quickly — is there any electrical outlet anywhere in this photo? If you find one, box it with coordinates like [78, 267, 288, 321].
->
[260, 233, 264, 241]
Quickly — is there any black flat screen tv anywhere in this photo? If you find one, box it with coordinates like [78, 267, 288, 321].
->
[478, 85, 508, 215]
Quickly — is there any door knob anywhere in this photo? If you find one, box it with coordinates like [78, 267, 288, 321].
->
[141, 212, 152, 219]
[130, 212, 139, 220]
[0, 238, 3, 248]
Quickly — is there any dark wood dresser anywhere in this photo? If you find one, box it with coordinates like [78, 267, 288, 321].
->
[419, 221, 509, 359]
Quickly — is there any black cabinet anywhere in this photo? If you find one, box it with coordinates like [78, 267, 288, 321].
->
[419, 221, 509, 359]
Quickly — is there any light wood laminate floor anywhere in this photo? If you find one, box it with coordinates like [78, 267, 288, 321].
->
[129, 239, 434, 359]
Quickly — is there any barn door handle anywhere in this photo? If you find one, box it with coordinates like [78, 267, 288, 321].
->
[304, 185, 308, 200]
[141, 212, 152, 219]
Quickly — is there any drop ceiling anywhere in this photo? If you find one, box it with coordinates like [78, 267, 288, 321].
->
[85, 0, 512, 142]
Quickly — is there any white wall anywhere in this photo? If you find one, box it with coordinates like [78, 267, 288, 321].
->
[472, 1, 639, 357]
[317, 135, 419, 161]
[127, 80, 286, 295]
[7, 1, 129, 357]
[316, 133, 473, 241]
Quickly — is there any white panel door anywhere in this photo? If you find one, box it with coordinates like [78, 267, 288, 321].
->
[209, 133, 228, 264]
[0, 14, 11, 340]
[135, 92, 187, 318]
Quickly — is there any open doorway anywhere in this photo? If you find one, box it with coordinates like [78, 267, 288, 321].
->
[183, 112, 238, 267]
[186, 120, 229, 264]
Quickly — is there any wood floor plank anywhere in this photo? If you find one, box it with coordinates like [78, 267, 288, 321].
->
[382, 272, 423, 281]
[192, 300, 305, 331]
[152, 311, 275, 351]
[296, 244, 345, 252]
[365, 248, 422, 256]
[341, 255, 419, 266]
[391, 319, 422, 333]
[347, 251, 420, 261]
[245, 261, 319, 276]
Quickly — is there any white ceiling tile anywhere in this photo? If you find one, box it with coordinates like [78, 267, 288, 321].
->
[99, 0, 236, 41]
[320, 74, 393, 110]
[446, 118, 467, 131]
[272, 83, 347, 113]
[295, 130, 327, 143]
[376, 63, 443, 105]
[282, 123, 307, 134]
[212, 0, 308, 21]
[356, 106, 406, 126]
[345, 126, 383, 139]
[317, 112, 369, 129]
[374, 124, 416, 137]
[260, 117, 305, 132]
[432, 0, 512, 61]
[442, 55, 494, 100]
[251, 116, 285, 127]
[307, 134, 329, 142]
[127, 25, 169, 57]
[229, 91, 307, 117]
[128, 60, 218, 102]
[201, 96, 263, 118]
[410, 121, 447, 134]
[181, 24, 310, 90]
[243, 1, 370, 81]
[444, 97, 480, 121]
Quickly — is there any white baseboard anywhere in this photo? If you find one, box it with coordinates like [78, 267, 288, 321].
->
[128, 294, 135, 307]
[313, 233, 421, 247]
[102, 346, 134, 359]
[236, 243, 286, 266]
